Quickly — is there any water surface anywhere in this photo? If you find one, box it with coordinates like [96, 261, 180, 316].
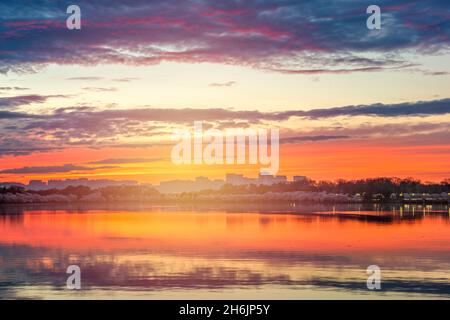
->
[0, 203, 449, 299]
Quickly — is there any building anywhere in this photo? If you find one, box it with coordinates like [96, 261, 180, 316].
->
[157, 177, 224, 194]
[274, 175, 287, 184]
[28, 180, 47, 190]
[226, 174, 255, 185]
[226, 173, 290, 186]
[257, 174, 287, 185]
[293, 176, 308, 182]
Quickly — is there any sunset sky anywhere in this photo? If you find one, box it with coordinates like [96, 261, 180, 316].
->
[0, 0, 449, 184]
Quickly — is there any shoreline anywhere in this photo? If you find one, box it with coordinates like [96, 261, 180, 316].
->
[0, 198, 449, 205]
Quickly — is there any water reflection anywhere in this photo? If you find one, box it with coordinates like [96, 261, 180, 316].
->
[0, 204, 449, 299]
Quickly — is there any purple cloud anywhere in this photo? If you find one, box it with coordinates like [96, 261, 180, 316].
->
[82, 87, 118, 92]
[0, 0, 448, 74]
[66, 77, 104, 81]
[0, 97, 449, 157]
[88, 158, 164, 164]
[0, 94, 66, 108]
[209, 81, 236, 87]
[0, 87, 29, 91]
[0, 164, 118, 174]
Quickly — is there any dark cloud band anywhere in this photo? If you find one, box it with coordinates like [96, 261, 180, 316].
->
[0, 0, 448, 73]
[0, 164, 118, 174]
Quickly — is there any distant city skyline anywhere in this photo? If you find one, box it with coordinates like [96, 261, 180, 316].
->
[1, 173, 310, 193]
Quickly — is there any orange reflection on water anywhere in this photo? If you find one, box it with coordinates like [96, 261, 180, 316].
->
[1, 209, 449, 254]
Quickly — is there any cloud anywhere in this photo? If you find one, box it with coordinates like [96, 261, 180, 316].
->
[68, 77, 139, 82]
[0, 87, 29, 91]
[0, 0, 448, 74]
[6, 98, 450, 140]
[0, 146, 61, 157]
[0, 110, 37, 119]
[66, 77, 104, 81]
[0, 98, 448, 157]
[281, 121, 450, 145]
[422, 70, 450, 76]
[112, 77, 140, 82]
[82, 87, 118, 92]
[290, 99, 450, 119]
[269, 64, 416, 75]
[0, 94, 66, 108]
[22, 108, 267, 133]
[42, 98, 448, 125]
[209, 81, 236, 87]
[0, 164, 118, 174]
[88, 158, 164, 164]
[280, 135, 351, 144]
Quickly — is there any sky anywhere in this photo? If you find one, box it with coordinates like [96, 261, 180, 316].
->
[0, 0, 449, 184]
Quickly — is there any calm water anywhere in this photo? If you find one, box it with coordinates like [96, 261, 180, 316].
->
[0, 203, 449, 299]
